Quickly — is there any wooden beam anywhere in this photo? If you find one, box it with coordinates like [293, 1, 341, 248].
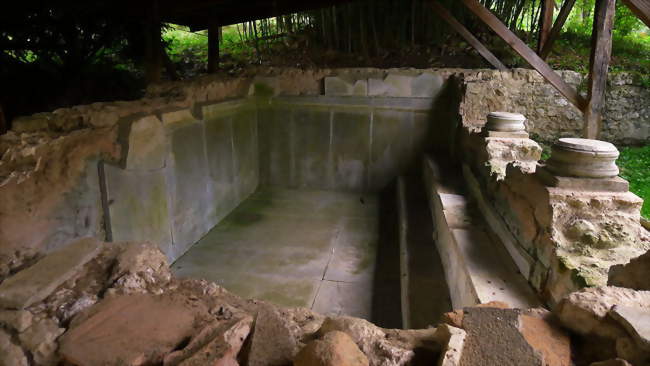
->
[460, 0, 587, 112]
[538, 0, 555, 53]
[540, 0, 578, 60]
[207, 21, 220, 74]
[584, 0, 616, 139]
[621, 0, 650, 28]
[428, 1, 507, 70]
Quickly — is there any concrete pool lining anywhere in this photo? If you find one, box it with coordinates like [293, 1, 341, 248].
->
[172, 187, 381, 318]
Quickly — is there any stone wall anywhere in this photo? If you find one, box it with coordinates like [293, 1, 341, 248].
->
[103, 100, 258, 261]
[459, 69, 650, 145]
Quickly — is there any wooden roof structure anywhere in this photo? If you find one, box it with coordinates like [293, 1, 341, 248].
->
[138, 0, 649, 140]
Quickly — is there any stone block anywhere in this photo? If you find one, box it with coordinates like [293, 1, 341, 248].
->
[610, 305, 650, 351]
[292, 106, 332, 189]
[204, 113, 237, 224]
[59, 294, 197, 366]
[0, 238, 102, 309]
[324, 76, 368, 96]
[294, 331, 369, 366]
[232, 106, 259, 202]
[459, 307, 571, 366]
[536, 167, 629, 192]
[168, 122, 211, 258]
[258, 106, 292, 186]
[609, 250, 650, 291]
[160, 108, 196, 127]
[412, 73, 445, 98]
[331, 109, 371, 191]
[369, 110, 413, 191]
[123, 114, 166, 170]
[103, 164, 173, 260]
[247, 304, 300, 366]
[369, 74, 414, 97]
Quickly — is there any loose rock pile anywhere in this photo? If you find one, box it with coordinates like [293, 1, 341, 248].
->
[0, 239, 648, 366]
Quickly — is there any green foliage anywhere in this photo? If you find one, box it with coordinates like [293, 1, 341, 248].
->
[618, 145, 650, 219]
[163, 26, 208, 64]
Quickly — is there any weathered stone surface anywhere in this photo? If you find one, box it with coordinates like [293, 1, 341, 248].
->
[59, 294, 197, 366]
[108, 241, 171, 294]
[457, 306, 570, 366]
[0, 328, 28, 366]
[168, 121, 211, 258]
[609, 250, 650, 291]
[554, 286, 650, 339]
[166, 316, 253, 366]
[0, 237, 102, 309]
[536, 168, 630, 192]
[123, 114, 167, 170]
[294, 331, 369, 366]
[412, 73, 445, 98]
[484, 137, 542, 180]
[0, 310, 33, 333]
[331, 110, 371, 191]
[609, 305, 650, 351]
[436, 324, 466, 366]
[18, 317, 65, 366]
[324, 77, 368, 96]
[459, 68, 650, 145]
[519, 314, 571, 366]
[104, 164, 173, 259]
[318, 316, 415, 366]
[247, 304, 301, 366]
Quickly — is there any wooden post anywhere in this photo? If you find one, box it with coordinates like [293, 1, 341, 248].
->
[460, 0, 587, 111]
[538, 0, 555, 53]
[540, 0, 578, 60]
[144, 0, 162, 84]
[207, 21, 220, 73]
[621, 0, 650, 27]
[584, 0, 616, 139]
[429, 1, 507, 70]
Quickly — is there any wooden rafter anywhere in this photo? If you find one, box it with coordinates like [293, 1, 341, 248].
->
[459, 0, 587, 111]
[621, 0, 650, 28]
[584, 0, 617, 139]
[428, 1, 507, 71]
[540, 0, 578, 60]
[538, 0, 555, 53]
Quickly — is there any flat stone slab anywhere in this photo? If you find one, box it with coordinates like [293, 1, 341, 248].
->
[610, 305, 650, 351]
[536, 167, 629, 192]
[0, 238, 102, 309]
[59, 294, 197, 366]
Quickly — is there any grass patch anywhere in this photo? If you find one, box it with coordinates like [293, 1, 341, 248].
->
[618, 145, 650, 219]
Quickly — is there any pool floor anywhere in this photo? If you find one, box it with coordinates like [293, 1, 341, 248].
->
[172, 187, 382, 319]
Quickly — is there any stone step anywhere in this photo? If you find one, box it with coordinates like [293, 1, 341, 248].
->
[397, 175, 452, 329]
[423, 155, 541, 310]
